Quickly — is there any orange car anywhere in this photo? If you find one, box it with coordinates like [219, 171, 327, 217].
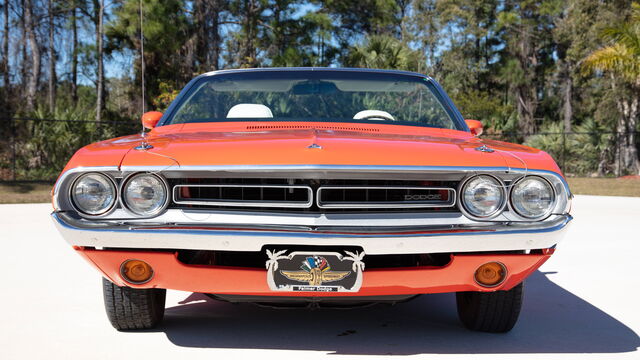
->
[52, 68, 572, 333]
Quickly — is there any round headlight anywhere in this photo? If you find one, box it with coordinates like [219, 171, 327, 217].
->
[122, 173, 168, 216]
[71, 173, 116, 215]
[460, 175, 506, 219]
[510, 176, 555, 219]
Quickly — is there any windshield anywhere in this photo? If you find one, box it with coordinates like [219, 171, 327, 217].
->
[164, 70, 462, 130]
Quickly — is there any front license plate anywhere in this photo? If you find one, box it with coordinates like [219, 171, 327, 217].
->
[265, 250, 365, 292]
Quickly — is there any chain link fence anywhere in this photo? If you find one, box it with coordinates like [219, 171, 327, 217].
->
[0, 118, 638, 181]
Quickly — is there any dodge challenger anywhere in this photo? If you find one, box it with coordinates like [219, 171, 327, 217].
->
[52, 68, 572, 333]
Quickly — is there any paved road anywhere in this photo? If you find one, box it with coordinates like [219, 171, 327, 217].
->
[1, 196, 638, 359]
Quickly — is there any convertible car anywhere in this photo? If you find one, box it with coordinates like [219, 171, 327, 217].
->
[52, 68, 572, 333]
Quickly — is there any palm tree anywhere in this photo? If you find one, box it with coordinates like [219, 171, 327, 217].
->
[583, 2, 640, 175]
[345, 35, 424, 72]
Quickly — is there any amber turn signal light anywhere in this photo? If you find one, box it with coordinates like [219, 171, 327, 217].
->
[474, 262, 507, 287]
[120, 259, 154, 284]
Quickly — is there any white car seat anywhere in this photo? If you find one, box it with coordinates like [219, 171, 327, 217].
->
[226, 104, 274, 118]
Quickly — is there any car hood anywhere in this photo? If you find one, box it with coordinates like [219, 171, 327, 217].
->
[112, 123, 558, 172]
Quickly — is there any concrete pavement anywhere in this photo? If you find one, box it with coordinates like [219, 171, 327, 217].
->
[0, 195, 638, 359]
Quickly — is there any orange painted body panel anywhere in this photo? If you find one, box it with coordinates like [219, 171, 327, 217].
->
[57, 121, 562, 175]
[57, 135, 135, 174]
[77, 248, 550, 296]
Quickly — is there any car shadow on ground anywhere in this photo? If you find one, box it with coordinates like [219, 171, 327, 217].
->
[153, 271, 639, 355]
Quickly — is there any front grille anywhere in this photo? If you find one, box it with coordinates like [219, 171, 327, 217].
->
[168, 178, 460, 213]
[173, 184, 313, 208]
[317, 186, 455, 209]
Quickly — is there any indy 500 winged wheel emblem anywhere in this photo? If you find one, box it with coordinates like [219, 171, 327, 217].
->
[280, 256, 350, 285]
[266, 250, 365, 292]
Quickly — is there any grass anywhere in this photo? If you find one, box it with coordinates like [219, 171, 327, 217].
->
[566, 177, 640, 197]
[0, 177, 638, 204]
[0, 182, 53, 204]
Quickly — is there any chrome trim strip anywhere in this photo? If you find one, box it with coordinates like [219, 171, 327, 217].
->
[316, 186, 456, 209]
[52, 212, 572, 255]
[66, 206, 567, 227]
[172, 184, 314, 208]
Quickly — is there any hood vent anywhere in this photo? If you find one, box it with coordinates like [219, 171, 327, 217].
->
[245, 124, 380, 132]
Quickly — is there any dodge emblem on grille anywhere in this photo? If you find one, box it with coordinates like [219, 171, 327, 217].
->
[404, 194, 442, 201]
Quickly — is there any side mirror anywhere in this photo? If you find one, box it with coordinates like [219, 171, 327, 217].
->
[465, 119, 483, 137]
[141, 111, 163, 129]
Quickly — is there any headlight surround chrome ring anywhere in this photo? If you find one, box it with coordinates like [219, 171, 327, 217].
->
[70, 172, 117, 216]
[120, 173, 169, 217]
[509, 176, 556, 220]
[458, 174, 507, 220]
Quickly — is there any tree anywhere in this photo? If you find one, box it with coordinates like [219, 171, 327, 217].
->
[344, 34, 424, 71]
[228, 0, 267, 67]
[434, 0, 501, 90]
[552, 0, 609, 133]
[583, 2, 640, 175]
[95, 0, 105, 121]
[48, 0, 57, 113]
[409, 0, 440, 68]
[193, 0, 227, 72]
[78, 0, 106, 120]
[107, 0, 190, 110]
[496, 0, 561, 135]
[70, 0, 80, 105]
[264, 0, 301, 65]
[2, 0, 640, 179]
[425, 0, 508, 129]
[303, 11, 336, 66]
[2, 0, 9, 112]
[313, 0, 404, 61]
[262, 0, 327, 67]
[316, 0, 401, 37]
[24, 0, 41, 112]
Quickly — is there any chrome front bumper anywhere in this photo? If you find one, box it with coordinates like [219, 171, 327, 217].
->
[52, 211, 572, 255]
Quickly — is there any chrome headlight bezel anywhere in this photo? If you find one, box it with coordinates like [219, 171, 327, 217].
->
[69, 172, 117, 217]
[120, 173, 170, 217]
[458, 174, 507, 220]
[508, 175, 557, 220]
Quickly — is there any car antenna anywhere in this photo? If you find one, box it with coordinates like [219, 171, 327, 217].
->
[140, 0, 145, 117]
[135, 0, 152, 151]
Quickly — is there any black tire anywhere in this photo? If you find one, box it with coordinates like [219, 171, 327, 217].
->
[102, 277, 166, 330]
[456, 282, 524, 333]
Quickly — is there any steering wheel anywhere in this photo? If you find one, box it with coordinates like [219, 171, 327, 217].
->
[353, 110, 396, 122]
[361, 114, 395, 121]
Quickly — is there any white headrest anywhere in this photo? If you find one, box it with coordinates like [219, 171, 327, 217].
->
[226, 104, 274, 118]
[353, 110, 395, 121]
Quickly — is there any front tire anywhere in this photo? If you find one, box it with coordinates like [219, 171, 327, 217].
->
[456, 282, 524, 333]
[102, 277, 166, 330]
